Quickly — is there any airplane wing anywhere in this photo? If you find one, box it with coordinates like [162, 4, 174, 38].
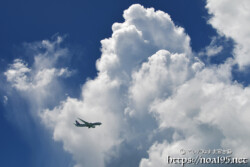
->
[78, 118, 89, 124]
[74, 123, 88, 127]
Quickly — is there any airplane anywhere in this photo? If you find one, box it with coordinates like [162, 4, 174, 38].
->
[74, 118, 102, 128]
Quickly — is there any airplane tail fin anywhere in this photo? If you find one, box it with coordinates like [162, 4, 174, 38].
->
[75, 120, 80, 125]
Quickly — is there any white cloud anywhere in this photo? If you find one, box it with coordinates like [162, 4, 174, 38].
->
[97, 4, 192, 80]
[4, 59, 31, 91]
[4, 59, 68, 91]
[198, 37, 223, 57]
[5, 36, 72, 91]
[40, 4, 201, 167]
[4, 36, 73, 112]
[126, 50, 203, 117]
[41, 74, 123, 167]
[140, 137, 204, 167]
[140, 60, 250, 166]
[206, 0, 250, 68]
[139, 0, 250, 165]
[40, 4, 250, 167]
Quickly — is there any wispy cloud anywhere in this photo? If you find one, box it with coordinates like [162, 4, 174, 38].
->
[198, 37, 223, 57]
[4, 36, 73, 116]
[4, 59, 71, 91]
[3, 95, 8, 105]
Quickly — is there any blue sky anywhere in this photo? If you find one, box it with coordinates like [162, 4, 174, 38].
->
[1, 0, 250, 167]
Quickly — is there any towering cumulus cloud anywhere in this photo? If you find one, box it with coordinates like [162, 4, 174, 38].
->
[5, 2, 250, 167]
[41, 4, 204, 167]
[41, 3, 250, 167]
